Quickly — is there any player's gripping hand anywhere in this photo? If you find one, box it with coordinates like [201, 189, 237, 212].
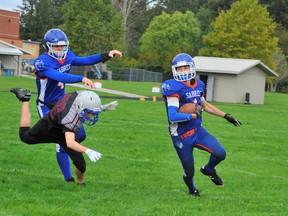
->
[224, 113, 242, 126]
[109, 50, 122, 58]
[101, 101, 119, 111]
[195, 104, 203, 118]
[85, 149, 102, 162]
[82, 77, 96, 89]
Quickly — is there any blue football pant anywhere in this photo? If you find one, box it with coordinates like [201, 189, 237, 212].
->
[171, 126, 226, 191]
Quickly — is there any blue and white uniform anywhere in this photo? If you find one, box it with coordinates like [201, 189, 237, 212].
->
[162, 78, 204, 135]
[162, 78, 226, 193]
[34, 50, 102, 109]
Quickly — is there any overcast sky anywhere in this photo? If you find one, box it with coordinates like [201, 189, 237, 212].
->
[0, 0, 22, 11]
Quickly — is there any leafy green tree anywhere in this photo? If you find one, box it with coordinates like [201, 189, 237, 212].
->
[60, 0, 124, 56]
[19, 0, 67, 41]
[275, 26, 288, 58]
[156, 0, 195, 13]
[269, 50, 288, 91]
[153, 0, 237, 53]
[139, 11, 201, 73]
[199, 0, 278, 69]
[259, 1, 288, 62]
[259, 0, 288, 30]
[195, 0, 237, 34]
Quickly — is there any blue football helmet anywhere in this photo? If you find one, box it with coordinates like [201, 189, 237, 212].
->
[43, 28, 69, 60]
[172, 53, 196, 81]
[75, 91, 102, 126]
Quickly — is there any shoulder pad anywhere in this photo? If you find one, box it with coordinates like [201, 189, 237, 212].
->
[161, 79, 182, 96]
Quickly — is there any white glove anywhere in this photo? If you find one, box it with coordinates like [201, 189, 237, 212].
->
[85, 149, 102, 162]
[101, 101, 119, 111]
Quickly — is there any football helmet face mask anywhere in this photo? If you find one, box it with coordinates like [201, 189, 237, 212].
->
[75, 91, 102, 126]
[172, 53, 196, 81]
[43, 28, 69, 61]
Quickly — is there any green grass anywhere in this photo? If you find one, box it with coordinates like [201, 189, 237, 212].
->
[0, 76, 287, 216]
[15, 74, 162, 98]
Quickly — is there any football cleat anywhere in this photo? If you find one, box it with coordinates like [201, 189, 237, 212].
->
[189, 189, 200, 197]
[65, 177, 75, 183]
[200, 166, 224, 186]
[10, 88, 31, 102]
[77, 182, 86, 186]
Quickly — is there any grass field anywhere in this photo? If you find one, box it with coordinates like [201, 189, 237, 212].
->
[0, 76, 287, 216]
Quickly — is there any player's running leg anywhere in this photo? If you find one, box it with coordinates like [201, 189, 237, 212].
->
[195, 127, 226, 186]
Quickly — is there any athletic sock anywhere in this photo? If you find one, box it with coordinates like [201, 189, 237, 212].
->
[56, 151, 72, 181]
[205, 154, 221, 174]
[183, 175, 197, 192]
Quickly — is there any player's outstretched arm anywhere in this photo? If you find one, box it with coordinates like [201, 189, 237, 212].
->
[65, 132, 102, 162]
[201, 98, 242, 127]
[201, 99, 226, 117]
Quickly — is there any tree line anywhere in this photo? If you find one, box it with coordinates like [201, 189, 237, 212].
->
[17, 0, 288, 92]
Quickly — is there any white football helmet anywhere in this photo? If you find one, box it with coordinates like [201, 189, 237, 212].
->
[75, 91, 102, 126]
[172, 53, 196, 81]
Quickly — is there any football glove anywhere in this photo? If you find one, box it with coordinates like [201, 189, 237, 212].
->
[101, 101, 119, 111]
[224, 113, 242, 126]
[85, 149, 102, 162]
[195, 104, 203, 118]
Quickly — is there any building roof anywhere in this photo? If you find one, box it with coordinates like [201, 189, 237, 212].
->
[0, 40, 32, 55]
[193, 56, 278, 77]
[0, 46, 23, 55]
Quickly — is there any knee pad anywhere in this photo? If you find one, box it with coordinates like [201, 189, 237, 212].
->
[215, 149, 226, 161]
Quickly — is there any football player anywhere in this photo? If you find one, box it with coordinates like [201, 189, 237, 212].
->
[33, 28, 122, 183]
[11, 88, 117, 185]
[161, 53, 242, 196]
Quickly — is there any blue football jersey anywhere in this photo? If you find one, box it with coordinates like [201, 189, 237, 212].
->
[162, 78, 205, 136]
[33, 49, 102, 104]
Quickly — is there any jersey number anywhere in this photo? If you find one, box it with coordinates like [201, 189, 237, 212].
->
[50, 94, 72, 120]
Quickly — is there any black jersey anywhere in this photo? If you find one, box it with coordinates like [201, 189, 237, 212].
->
[43, 91, 84, 134]
[19, 90, 88, 173]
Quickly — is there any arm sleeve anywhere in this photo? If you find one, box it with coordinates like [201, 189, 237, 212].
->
[100, 52, 111, 63]
[167, 96, 193, 123]
[45, 69, 84, 83]
[73, 53, 102, 65]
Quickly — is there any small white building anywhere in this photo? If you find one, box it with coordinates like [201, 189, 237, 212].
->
[193, 56, 278, 105]
[0, 40, 31, 76]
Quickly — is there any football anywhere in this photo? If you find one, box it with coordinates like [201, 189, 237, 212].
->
[178, 103, 199, 114]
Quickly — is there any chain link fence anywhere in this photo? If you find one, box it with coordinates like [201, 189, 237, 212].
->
[112, 68, 163, 82]
[70, 66, 163, 83]
[20, 60, 163, 83]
